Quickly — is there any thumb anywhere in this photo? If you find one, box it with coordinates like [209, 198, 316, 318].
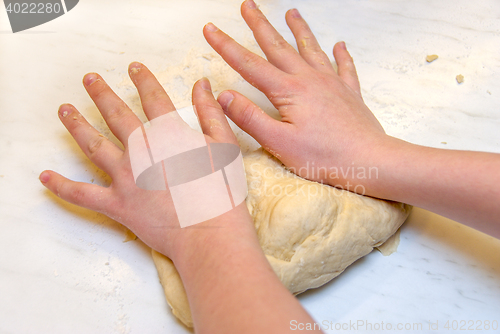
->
[217, 90, 285, 149]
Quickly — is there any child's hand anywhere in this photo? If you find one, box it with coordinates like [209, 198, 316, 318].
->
[203, 0, 500, 237]
[39, 62, 244, 259]
[204, 0, 388, 192]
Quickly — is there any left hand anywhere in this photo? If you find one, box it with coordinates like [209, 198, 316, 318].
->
[39, 62, 244, 259]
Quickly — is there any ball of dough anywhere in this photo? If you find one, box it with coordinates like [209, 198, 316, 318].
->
[152, 148, 411, 327]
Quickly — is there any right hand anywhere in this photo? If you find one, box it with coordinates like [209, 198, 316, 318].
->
[204, 0, 388, 192]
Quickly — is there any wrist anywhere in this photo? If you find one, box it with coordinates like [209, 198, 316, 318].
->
[325, 133, 400, 196]
[168, 203, 260, 266]
[351, 135, 422, 200]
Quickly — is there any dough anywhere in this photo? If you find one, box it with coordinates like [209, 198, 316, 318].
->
[152, 252, 193, 328]
[375, 228, 401, 256]
[152, 148, 411, 327]
[426, 54, 439, 63]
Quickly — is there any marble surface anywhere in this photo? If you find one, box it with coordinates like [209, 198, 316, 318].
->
[1, 0, 499, 333]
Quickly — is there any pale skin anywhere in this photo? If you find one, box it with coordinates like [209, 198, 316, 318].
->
[39, 65, 318, 333]
[206, 0, 500, 237]
[40, 0, 500, 333]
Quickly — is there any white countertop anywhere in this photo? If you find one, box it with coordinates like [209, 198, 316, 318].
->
[1, 0, 499, 333]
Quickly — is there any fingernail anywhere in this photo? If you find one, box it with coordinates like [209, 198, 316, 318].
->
[246, 0, 257, 9]
[59, 104, 71, 118]
[129, 62, 142, 75]
[291, 8, 301, 18]
[200, 78, 211, 91]
[205, 22, 218, 32]
[39, 171, 50, 184]
[218, 91, 234, 111]
[84, 73, 99, 86]
[340, 41, 347, 50]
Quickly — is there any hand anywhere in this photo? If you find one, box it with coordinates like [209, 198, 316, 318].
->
[39, 62, 245, 259]
[204, 0, 500, 237]
[204, 0, 388, 193]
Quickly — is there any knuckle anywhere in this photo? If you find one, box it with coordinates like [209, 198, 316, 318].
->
[272, 37, 290, 51]
[57, 181, 86, 204]
[88, 136, 105, 157]
[255, 13, 271, 27]
[106, 102, 128, 121]
[144, 90, 173, 113]
[144, 88, 166, 103]
[241, 52, 260, 68]
[69, 187, 87, 203]
[314, 48, 328, 58]
[202, 105, 224, 121]
[309, 51, 330, 66]
[283, 77, 304, 93]
[239, 103, 257, 128]
[301, 38, 323, 54]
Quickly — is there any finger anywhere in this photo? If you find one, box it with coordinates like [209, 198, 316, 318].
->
[128, 62, 176, 121]
[192, 78, 238, 145]
[240, 0, 306, 74]
[58, 104, 122, 177]
[39, 170, 113, 214]
[83, 72, 143, 145]
[333, 42, 361, 95]
[285, 9, 336, 75]
[217, 90, 289, 150]
[203, 22, 287, 95]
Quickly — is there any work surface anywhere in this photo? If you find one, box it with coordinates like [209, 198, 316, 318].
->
[1, 0, 499, 333]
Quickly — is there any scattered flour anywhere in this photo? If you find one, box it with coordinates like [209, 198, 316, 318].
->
[118, 38, 263, 112]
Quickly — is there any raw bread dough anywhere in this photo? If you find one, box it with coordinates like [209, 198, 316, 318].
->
[152, 148, 411, 327]
[152, 253, 193, 327]
[426, 54, 439, 63]
[376, 228, 401, 256]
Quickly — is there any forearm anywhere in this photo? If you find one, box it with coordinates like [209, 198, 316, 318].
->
[172, 204, 322, 334]
[361, 137, 500, 237]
